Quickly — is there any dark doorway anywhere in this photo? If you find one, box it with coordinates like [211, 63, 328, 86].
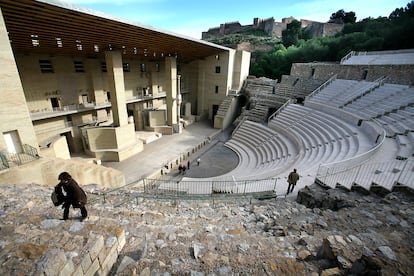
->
[296, 97, 305, 104]
[50, 97, 59, 108]
[362, 70, 368, 80]
[212, 104, 219, 122]
[61, 131, 76, 154]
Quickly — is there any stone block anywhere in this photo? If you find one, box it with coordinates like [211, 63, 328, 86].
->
[72, 264, 83, 276]
[80, 252, 93, 273]
[87, 235, 104, 261]
[36, 249, 66, 276]
[116, 229, 126, 253]
[58, 259, 75, 276]
[97, 244, 110, 267]
[84, 258, 101, 276]
[99, 246, 119, 276]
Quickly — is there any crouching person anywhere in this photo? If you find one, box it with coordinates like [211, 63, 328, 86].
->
[55, 172, 88, 221]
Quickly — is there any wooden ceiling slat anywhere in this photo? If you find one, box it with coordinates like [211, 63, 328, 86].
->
[0, 0, 223, 62]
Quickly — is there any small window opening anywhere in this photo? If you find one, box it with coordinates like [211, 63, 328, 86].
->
[101, 62, 107, 72]
[76, 40, 82, 51]
[39, 60, 54, 73]
[55, 38, 63, 48]
[74, 61, 85, 73]
[31, 34, 39, 47]
[362, 70, 368, 80]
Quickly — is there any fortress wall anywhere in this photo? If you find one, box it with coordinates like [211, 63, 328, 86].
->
[272, 22, 287, 38]
[322, 23, 344, 37]
[202, 17, 340, 40]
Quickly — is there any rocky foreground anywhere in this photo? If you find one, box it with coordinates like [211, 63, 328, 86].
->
[0, 182, 413, 275]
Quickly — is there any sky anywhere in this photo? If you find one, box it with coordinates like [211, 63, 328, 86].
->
[64, 0, 410, 39]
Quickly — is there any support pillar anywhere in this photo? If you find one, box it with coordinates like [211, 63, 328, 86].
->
[0, 7, 38, 150]
[176, 74, 182, 133]
[165, 57, 178, 129]
[87, 59, 107, 121]
[105, 51, 128, 127]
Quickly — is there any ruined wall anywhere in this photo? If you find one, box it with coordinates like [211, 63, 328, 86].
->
[290, 63, 414, 85]
[203, 16, 342, 40]
[304, 21, 343, 38]
[322, 23, 344, 37]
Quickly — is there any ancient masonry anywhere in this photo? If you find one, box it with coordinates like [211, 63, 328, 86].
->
[202, 17, 343, 40]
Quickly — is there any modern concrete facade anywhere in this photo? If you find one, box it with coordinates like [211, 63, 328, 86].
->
[0, 0, 250, 186]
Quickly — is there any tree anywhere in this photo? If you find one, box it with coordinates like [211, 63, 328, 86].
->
[329, 9, 356, 24]
[282, 20, 303, 47]
[389, 1, 414, 19]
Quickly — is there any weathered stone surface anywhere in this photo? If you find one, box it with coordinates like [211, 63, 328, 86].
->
[296, 184, 355, 210]
[320, 267, 341, 276]
[0, 183, 413, 275]
[116, 255, 135, 274]
[376, 245, 397, 261]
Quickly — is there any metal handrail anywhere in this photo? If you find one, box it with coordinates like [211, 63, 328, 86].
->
[316, 158, 414, 191]
[89, 177, 279, 205]
[340, 51, 355, 64]
[267, 99, 292, 122]
[316, 119, 386, 176]
[305, 74, 337, 102]
[0, 144, 40, 170]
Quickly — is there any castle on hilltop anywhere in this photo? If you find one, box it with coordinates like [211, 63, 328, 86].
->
[202, 17, 344, 40]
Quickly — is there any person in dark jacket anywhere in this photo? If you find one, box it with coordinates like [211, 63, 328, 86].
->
[287, 169, 300, 195]
[55, 172, 88, 221]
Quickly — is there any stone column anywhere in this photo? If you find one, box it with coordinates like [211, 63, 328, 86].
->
[165, 57, 177, 127]
[176, 75, 182, 133]
[0, 7, 38, 150]
[86, 59, 107, 121]
[105, 51, 128, 127]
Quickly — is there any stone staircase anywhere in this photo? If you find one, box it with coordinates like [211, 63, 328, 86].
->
[215, 93, 235, 119]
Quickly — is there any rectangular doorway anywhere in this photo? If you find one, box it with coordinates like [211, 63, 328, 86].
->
[50, 97, 60, 108]
[3, 130, 22, 154]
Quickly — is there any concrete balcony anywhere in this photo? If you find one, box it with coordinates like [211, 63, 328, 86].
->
[30, 101, 112, 121]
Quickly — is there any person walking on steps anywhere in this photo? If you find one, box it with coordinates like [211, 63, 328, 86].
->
[55, 172, 88, 221]
[286, 169, 299, 195]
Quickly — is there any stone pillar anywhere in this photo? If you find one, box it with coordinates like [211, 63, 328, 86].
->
[185, 102, 192, 117]
[105, 51, 128, 127]
[87, 59, 106, 106]
[165, 57, 177, 127]
[133, 103, 144, 130]
[197, 60, 206, 118]
[0, 7, 38, 150]
[86, 59, 107, 121]
[176, 75, 182, 133]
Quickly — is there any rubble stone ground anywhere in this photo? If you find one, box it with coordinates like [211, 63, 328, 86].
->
[0, 182, 413, 275]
